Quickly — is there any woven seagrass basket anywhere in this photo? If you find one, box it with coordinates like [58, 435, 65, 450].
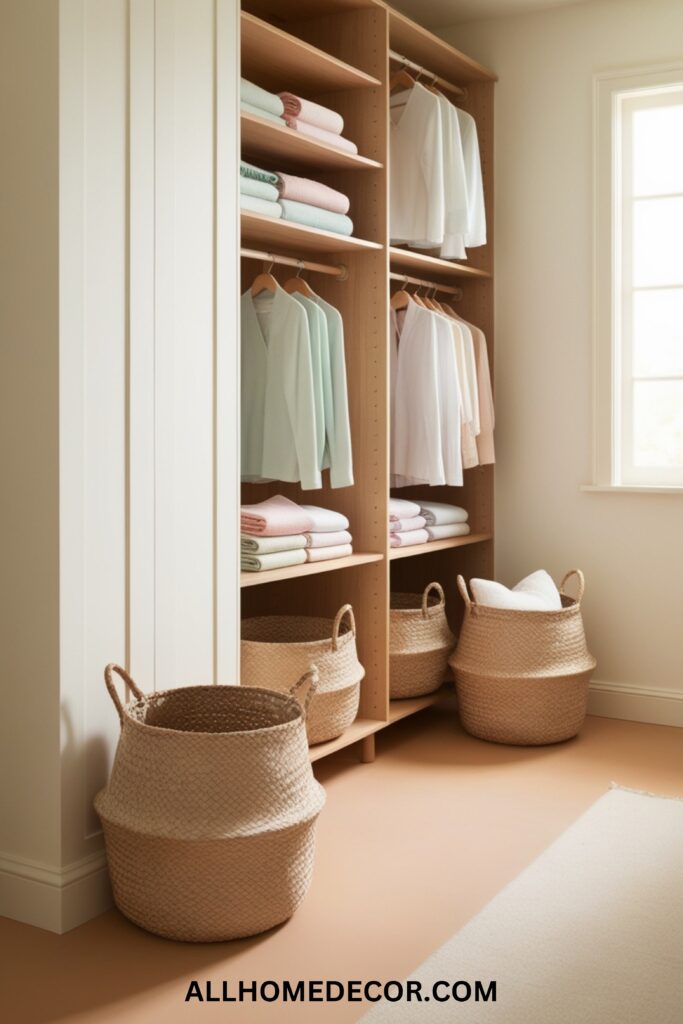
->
[450, 570, 596, 746]
[241, 605, 364, 746]
[390, 582, 456, 699]
[95, 664, 325, 942]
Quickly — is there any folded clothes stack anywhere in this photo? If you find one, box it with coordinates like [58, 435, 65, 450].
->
[240, 157, 354, 236]
[388, 498, 470, 547]
[388, 498, 428, 548]
[418, 501, 470, 541]
[279, 92, 358, 156]
[239, 161, 282, 220]
[240, 78, 287, 127]
[241, 495, 352, 572]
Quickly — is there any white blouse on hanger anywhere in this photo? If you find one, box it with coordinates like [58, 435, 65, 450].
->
[389, 83, 445, 249]
[436, 94, 469, 260]
[314, 295, 354, 489]
[392, 302, 444, 487]
[241, 287, 322, 490]
[457, 109, 487, 249]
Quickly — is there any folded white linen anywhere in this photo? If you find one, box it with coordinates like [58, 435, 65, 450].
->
[305, 530, 352, 548]
[241, 549, 307, 573]
[390, 528, 430, 548]
[419, 501, 469, 526]
[299, 504, 350, 532]
[305, 543, 353, 563]
[240, 533, 307, 554]
[389, 515, 427, 533]
[389, 497, 421, 521]
[470, 570, 561, 611]
[426, 523, 471, 541]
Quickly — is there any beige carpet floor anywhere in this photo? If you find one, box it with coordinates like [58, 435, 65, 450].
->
[362, 786, 683, 1023]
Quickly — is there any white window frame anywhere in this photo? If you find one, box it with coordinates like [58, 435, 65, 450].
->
[593, 63, 683, 492]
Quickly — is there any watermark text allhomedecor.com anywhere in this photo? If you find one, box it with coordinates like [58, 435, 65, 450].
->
[185, 979, 497, 1005]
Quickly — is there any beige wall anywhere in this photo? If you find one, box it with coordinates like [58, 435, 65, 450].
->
[0, 1, 61, 867]
[442, 0, 683, 723]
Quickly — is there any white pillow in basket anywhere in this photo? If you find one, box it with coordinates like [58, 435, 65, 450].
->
[470, 570, 562, 611]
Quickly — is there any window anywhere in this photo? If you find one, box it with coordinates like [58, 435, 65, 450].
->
[594, 65, 683, 488]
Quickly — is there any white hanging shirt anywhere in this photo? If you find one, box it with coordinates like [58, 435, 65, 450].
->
[457, 108, 486, 249]
[390, 84, 445, 248]
[392, 302, 445, 487]
[291, 294, 327, 470]
[241, 287, 321, 490]
[437, 95, 468, 260]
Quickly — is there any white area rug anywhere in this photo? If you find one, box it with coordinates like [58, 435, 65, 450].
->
[362, 786, 683, 1023]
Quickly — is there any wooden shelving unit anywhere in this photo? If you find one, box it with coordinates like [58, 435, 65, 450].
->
[241, 552, 383, 588]
[390, 533, 493, 561]
[241, 112, 383, 172]
[239, 3, 495, 764]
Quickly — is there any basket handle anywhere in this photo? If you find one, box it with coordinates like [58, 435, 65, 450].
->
[104, 663, 145, 724]
[332, 604, 356, 650]
[559, 569, 585, 605]
[456, 575, 473, 610]
[422, 581, 445, 618]
[289, 667, 319, 720]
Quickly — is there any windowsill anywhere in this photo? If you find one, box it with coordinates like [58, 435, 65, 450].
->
[581, 484, 683, 495]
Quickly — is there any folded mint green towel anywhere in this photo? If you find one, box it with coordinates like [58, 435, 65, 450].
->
[240, 533, 307, 555]
[240, 160, 279, 186]
[240, 194, 282, 219]
[279, 198, 354, 237]
[240, 176, 279, 202]
[240, 78, 285, 117]
[240, 101, 286, 126]
[241, 549, 307, 573]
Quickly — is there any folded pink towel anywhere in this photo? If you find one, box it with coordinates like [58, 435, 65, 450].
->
[305, 530, 352, 548]
[279, 93, 344, 135]
[241, 494, 314, 536]
[390, 529, 429, 548]
[305, 543, 353, 563]
[277, 172, 350, 215]
[389, 497, 421, 521]
[389, 515, 427, 533]
[284, 117, 358, 155]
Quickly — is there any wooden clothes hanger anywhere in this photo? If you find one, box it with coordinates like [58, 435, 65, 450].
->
[284, 261, 317, 299]
[390, 66, 417, 94]
[251, 260, 279, 297]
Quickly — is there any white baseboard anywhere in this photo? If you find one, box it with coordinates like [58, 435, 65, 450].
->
[0, 850, 112, 933]
[588, 680, 683, 727]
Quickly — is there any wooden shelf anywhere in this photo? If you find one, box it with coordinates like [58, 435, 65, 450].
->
[241, 112, 383, 173]
[389, 8, 497, 85]
[388, 687, 449, 724]
[390, 532, 493, 561]
[241, 552, 383, 588]
[241, 211, 383, 255]
[309, 716, 385, 763]
[390, 246, 490, 282]
[309, 688, 448, 763]
[242, 12, 382, 94]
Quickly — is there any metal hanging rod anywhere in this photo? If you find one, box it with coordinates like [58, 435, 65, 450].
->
[241, 247, 349, 281]
[388, 49, 466, 99]
[390, 271, 463, 301]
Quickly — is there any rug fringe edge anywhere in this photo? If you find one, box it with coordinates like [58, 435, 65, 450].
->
[610, 781, 683, 802]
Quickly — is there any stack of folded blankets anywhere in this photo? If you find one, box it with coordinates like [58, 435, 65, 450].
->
[240, 78, 358, 156]
[240, 78, 287, 127]
[240, 160, 353, 236]
[279, 92, 357, 156]
[241, 495, 353, 572]
[389, 499, 470, 548]
[240, 161, 283, 221]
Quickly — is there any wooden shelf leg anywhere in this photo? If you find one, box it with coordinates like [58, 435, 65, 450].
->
[360, 734, 376, 764]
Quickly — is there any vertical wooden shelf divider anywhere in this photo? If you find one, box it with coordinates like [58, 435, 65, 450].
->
[239, 2, 496, 762]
